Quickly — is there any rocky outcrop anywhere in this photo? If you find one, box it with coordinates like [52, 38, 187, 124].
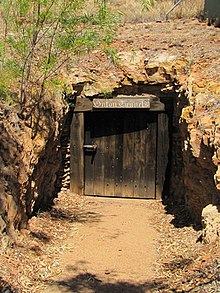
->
[202, 204, 220, 243]
[180, 91, 220, 222]
[0, 94, 68, 245]
[0, 120, 26, 243]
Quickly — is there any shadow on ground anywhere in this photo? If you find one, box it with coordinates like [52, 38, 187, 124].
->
[30, 231, 51, 243]
[0, 276, 17, 293]
[46, 273, 169, 293]
[163, 200, 193, 228]
[162, 199, 202, 231]
[50, 207, 102, 224]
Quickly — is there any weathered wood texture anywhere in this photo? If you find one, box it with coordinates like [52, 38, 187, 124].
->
[74, 96, 164, 112]
[93, 98, 150, 109]
[156, 113, 169, 199]
[74, 97, 93, 112]
[84, 111, 157, 198]
[70, 113, 84, 194]
[149, 100, 165, 111]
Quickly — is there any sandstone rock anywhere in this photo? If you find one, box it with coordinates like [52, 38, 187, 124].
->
[189, 129, 202, 158]
[0, 215, 6, 233]
[151, 52, 178, 63]
[202, 204, 220, 244]
[214, 166, 220, 190]
[117, 50, 147, 83]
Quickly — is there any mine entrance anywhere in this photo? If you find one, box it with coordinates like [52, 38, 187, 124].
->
[84, 111, 157, 198]
[70, 95, 169, 200]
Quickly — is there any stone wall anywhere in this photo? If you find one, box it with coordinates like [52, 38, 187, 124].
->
[54, 111, 72, 195]
[0, 94, 68, 244]
[180, 91, 220, 223]
[0, 118, 26, 242]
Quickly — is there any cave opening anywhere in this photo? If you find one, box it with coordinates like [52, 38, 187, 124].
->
[54, 83, 189, 207]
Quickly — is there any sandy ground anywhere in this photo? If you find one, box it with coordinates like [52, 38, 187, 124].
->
[44, 196, 159, 293]
[0, 191, 219, 292]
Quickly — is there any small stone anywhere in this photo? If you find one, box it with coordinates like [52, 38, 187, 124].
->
[202, 204, 220, 244]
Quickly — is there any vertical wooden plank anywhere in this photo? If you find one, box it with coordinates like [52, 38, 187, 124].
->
[144, 113, 157, 198]
[70, 113, 84, 195]
[81, 110, 161, 200]
[133, 112, 147, 198]
[114, 112, 123, 197]
[104, 112, 116, 196]
[121, 112, 135, 197]
[156, 113, 169, 199]
[93, 113, 105, 195]
[84, 113, 95, 195]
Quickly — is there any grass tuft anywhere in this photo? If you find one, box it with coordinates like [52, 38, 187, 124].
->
[104, 0, 205, 23]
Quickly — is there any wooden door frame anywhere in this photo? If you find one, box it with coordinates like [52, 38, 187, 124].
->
[70, 112, 84, 195]
[70, 98, 169, 199]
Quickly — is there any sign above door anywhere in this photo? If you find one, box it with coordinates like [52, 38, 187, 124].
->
[93, 98, 150, 109]
[74, 94, 165, 112]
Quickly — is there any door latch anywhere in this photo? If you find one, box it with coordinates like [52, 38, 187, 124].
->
[83, 144, 97, 152]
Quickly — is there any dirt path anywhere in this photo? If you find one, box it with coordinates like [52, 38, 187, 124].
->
[1, 192, 219, 292]
[44, 196, 159, 293]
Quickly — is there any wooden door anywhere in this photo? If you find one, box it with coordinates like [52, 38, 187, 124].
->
[84, 111, 157, 198]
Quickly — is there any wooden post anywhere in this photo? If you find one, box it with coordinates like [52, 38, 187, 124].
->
[156, 113, 169, 199]
[70, 113, 84, 195]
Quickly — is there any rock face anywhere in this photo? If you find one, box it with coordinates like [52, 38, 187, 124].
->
[202, 204, 220, 244]
[0, 95, 68, 245]
[0, 19, 220, 242]
[0, 121, 26, 241]
[180, 93, 220, 222]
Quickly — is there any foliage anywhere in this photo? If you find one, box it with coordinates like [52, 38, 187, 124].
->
[142, 0, 158, 11]
[0, 0, 119, 110]
[107, 0, 204, 23]
[103, 46, 119, 65]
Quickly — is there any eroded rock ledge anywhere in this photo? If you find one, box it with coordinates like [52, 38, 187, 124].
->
[0, 19, 219, 242]
[0, 95, 68, 245]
